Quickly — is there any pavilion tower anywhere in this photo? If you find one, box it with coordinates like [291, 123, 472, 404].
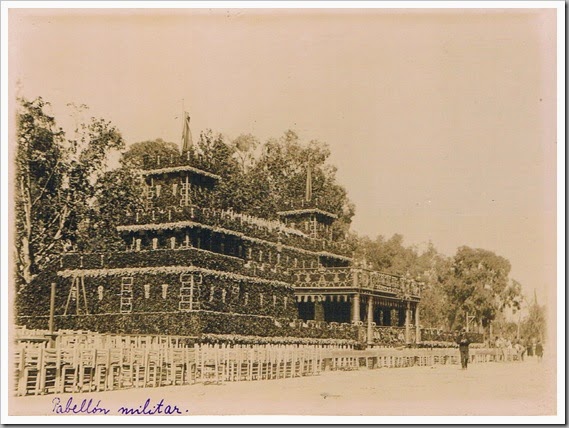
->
[277, 163, 337, 241]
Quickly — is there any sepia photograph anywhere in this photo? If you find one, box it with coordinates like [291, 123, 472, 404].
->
[2, 1, 564, 424]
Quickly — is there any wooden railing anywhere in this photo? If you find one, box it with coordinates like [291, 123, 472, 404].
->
[291, 267, 421, 298]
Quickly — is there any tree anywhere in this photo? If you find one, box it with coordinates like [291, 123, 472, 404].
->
[231, 133, 259, 173]
[351, 233, 441, 278]
[15, 97, 123, 289]
[521, 298, 546, 343]
[415, 245, 453, 330]
[443, 246, 511, 330]
[500, 279, 523, 313]
[192, 130, 242, 211]
[244, 130, 355, 228]
[80, 167, 145, 252]
[120, 138, 179, 169]
[419, 284, 450, 330]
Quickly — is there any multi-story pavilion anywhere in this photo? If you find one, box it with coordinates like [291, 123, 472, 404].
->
[17, 119, 422, 346]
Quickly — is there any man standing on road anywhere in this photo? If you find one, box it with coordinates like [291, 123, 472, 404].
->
[535, 340, 544, 362]
[456, 329, 471, 370]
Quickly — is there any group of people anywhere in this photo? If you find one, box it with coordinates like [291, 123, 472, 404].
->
[456, 329, 544, 370]
[493, 336, 544, 362]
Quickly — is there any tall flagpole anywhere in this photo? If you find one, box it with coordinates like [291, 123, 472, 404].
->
[182, 113, 193, 155]
[180, 98, 186, 153]
[305, 163, 312, 203]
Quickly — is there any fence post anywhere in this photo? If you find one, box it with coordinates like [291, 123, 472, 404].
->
[48, 283, 56, 348]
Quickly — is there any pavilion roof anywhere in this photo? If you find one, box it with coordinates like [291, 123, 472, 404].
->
[142, 164, 221, 181]
[276, 208, 338, 220]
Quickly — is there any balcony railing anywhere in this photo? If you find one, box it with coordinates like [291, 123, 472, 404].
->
[291, 267, 421, 298]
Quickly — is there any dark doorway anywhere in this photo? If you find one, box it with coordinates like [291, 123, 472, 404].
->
[297, 302, 315, 321]
[374, 306, 383, 325]
[323, 301, 351, 323]
[398, 307, 406, 327]
[383, 308, 392, 326]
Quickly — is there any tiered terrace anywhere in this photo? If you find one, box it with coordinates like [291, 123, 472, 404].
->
[18, 147, 424, 348]
[118, 205, 354, 259]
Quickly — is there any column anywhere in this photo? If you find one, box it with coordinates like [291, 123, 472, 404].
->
[314, 299, 325, 321]
[405, 301, 411, 345]
[415, 304, 421, 343]
[367, 297, 374, 345]
[351, 294, 360, 322]
[352, 269, 359, 288]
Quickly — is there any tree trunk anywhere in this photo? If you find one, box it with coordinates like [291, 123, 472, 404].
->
[20, 236, 32, 286]
[19, 177, 34, 288]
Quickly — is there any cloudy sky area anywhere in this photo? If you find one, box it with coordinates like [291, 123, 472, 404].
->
[9, 8, 557, 307]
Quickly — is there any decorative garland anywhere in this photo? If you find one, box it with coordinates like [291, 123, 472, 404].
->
[57, 264, 292, 289]
[19, 309, 283, 321]
[142, 165, 221, 181]
[318, 251, 352, 262]
[276, 208, 338, 219]
[200, 333, 357, 346]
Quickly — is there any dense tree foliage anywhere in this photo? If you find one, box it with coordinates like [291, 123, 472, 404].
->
[15, 97, 123, 289]
[350, 233, 528, 332]
[81, 167, 144, 251]
[521, 298, 546, 342]
[248, 131, 355, 223]
[443, 246, 511, 329]
[120, 138, 179, 169]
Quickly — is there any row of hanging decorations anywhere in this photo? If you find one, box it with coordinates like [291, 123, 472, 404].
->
[86, 275, 289, 310]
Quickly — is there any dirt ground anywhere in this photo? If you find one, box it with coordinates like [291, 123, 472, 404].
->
[9, 355, 557, 417]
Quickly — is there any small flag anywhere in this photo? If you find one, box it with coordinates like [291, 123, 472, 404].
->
[181, 112, 193, 153]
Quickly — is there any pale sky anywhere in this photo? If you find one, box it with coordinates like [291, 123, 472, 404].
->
[8, 8, 557, 307]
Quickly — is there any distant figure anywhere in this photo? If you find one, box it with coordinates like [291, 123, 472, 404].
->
[495, 336, 506, 361]
[456, 329, 471, 370]
[515, 342, 525, 361]
[535, 341, 544, 362]
[526, 339, 533, 357]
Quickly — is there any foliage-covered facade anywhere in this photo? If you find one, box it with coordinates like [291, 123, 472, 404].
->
[17, 146, 423, 345]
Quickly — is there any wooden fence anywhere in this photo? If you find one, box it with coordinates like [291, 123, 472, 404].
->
[13, 344, 326, 396]
[321, 347, 514, 371]
[12, 329, 522, 397]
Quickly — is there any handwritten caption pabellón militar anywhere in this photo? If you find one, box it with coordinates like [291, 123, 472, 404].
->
[52, 396, 188, 415]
